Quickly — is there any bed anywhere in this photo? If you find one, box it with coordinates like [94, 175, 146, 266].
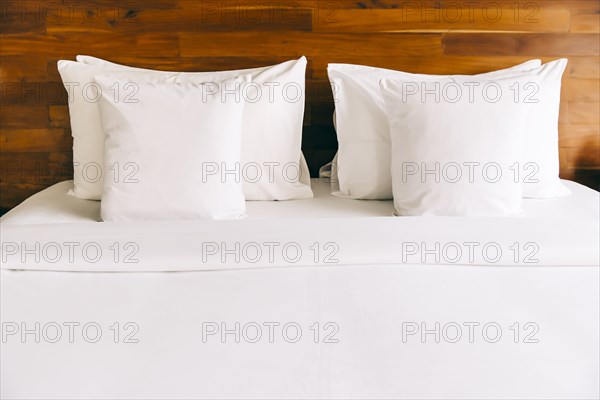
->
[1, 178, 598, 399]
[2, 1, 599, 398]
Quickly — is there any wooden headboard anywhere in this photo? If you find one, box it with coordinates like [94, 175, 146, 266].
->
[1, 0, 598, 212]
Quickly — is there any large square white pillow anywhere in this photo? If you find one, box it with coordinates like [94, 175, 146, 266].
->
[95, 76, 248, 221]
[58, 57, 313, 201]
[381, 74, 539, 216]
[328, 60, 543, 200]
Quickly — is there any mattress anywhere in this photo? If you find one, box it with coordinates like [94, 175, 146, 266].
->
[1, 179, 599, 399]
[2, 178, 599, 224]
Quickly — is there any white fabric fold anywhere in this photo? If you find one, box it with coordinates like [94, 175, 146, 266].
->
[2, 214, 598, 271]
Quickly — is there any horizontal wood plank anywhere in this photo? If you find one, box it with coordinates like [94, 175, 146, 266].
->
[313, 7, 571, 33]
[444, 33, 600, 56]
[568, 102, 600, 124]
[180, 32, 443, 57]
[1, 151, 73, 185]
[0, 105, 49, 128]
[1, 129, 71, 152]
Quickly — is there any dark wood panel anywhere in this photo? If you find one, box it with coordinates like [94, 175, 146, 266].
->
[0, 105, 49, 128]
[49, 105, 69, 128]
[0, 151, 73, 185]
[444, 33, 600, 56]
[1, 33, 180, 58]
[0, 183, 53, 213]
[41, 2, 314, 34]
[571, 8, 600, 33]
[562, 56, 600, 79]
[562, 78, 600, 102]
[560, 124, 600, 148]
[180, 32, 443, 57]
[0, 56, 49, 81]
[313, 7, 571, 32]
[1, 0, 599, 212]
[1, 81, 68, 105]
[568, 102, 600, 124]
[1, 129, 71, 152]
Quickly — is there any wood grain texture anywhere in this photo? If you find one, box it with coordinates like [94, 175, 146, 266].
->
[1, 0, 599, 212]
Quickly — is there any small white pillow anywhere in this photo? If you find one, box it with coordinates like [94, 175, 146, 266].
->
[95, 76, 248, 221]
[381, 74, 539, 216]
[58, 57, 313, 201]
[328, 60, 542, 200]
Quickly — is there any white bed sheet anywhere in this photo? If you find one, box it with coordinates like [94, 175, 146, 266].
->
[2, 178, 598, 224]
[1, 179, 395, 225]
[2, 264, 598, 399]
[1, 179, 599, 399]
[1, 179, 598, 272]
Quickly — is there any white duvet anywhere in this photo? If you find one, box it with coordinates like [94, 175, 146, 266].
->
[1, 179, 599, 399]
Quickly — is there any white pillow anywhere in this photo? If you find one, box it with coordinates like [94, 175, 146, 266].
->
[58, 57, 313, 201]
[328, 60, 543, 200]
[95, 76, 248, 222]
[381, 74, 539, 216]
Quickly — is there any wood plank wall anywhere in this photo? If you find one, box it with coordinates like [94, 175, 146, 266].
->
[1, 0, 599, 212]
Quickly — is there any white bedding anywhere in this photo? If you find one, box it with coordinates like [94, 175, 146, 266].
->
[3, 178, 598, 224]
[1, 179, 396, 224]
[1, 179, 599, 399]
